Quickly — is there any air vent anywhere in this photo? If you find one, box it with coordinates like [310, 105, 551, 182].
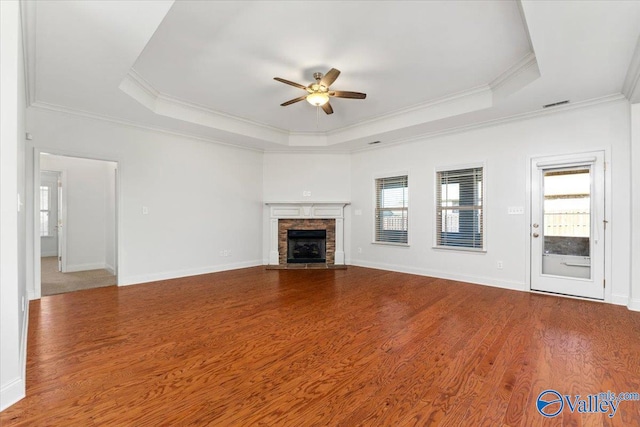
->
[368, 140, 381, 145]
[543, 100, 570, 108]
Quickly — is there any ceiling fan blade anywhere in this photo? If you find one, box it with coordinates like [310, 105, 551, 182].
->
[329, 91, 367, 99]
[322, 102, 334, 115]
[274, 77, 308, 91]
[280, 95, 308, 106]
[320, 68, 340, 87]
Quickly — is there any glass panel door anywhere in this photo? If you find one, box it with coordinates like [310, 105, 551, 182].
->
[530, 151, 604, 300]
[542, 167, 591, 279]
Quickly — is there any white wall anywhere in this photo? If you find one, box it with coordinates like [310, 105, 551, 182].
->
[263, 152, 351, 202]
[40, 155, 114, 272]
[262, 152, 351, 262]
[26, 107, 264, 291]
[631, 103, 640, 311]
[1, 0, 27, 410]
[350, 100, 631, 303]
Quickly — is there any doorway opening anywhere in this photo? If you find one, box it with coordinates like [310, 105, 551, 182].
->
[530, 152, 605, 300]
[37, 153, 118, 297]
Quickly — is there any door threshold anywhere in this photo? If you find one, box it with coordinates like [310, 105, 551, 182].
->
[529, 289, 605, 303]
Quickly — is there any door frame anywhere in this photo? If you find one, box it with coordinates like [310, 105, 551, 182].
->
[33, 148, 121, 299]
[526, 150, 612, 303]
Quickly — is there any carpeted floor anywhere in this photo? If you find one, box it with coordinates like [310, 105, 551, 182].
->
[41, 256, 116, 296]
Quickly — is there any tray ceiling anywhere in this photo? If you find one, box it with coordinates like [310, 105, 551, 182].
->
[24, 1, 640, 151]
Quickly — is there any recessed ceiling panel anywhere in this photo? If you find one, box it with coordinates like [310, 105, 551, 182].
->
[132, 1, 532, 132]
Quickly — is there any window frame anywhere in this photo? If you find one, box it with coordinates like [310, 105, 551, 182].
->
[433, 163, 486, 252]
[373, 172, 409, 246]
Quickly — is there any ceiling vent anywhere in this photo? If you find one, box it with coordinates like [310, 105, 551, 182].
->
[543, 100, 570, 108]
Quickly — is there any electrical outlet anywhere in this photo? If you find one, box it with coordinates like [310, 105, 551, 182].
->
[507, 206, 524, 215]
[142, 206, 149, 215]
[497, 261, 504, 270]
[357, 247, 362, 254]
[303, 190, 311, 197]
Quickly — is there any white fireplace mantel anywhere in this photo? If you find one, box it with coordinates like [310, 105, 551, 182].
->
[265, 202, 350, 265]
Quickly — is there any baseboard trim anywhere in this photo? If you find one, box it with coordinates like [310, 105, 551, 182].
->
[105, 263, 116, 275]
[40, 251, 57, 257]
[66, 262, 106, 272]
[0, 377, 25, 412]
[611, 293, 629, 306]
[628, 298, 640, 312]
[0, 298, 29, 411]
[350, 259, 526, 292]
[1, 299, 28, 411]
[119, 260, 263, 287]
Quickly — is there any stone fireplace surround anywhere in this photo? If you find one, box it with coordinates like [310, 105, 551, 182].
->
[265, 202, 349, 265]
[280, 219, 334, 264]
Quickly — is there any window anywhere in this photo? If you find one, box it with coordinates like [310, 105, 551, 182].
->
[375, 175, 408, 244]
[40, 185, 52, 237]
[436, 166, 484, 249]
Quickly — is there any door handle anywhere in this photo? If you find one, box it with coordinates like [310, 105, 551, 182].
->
[532, 233, 539, 238]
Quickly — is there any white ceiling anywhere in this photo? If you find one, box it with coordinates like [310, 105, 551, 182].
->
[24, 0, 640, 152]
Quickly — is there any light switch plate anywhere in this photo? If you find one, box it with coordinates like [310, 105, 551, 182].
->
[507, 206, 524, 215]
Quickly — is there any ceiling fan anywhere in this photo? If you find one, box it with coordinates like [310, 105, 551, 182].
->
[274, 68, 366, 115]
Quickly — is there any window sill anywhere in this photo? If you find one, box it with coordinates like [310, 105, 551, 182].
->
[372, 242, 410, 247]
[432, 246, 486, 254]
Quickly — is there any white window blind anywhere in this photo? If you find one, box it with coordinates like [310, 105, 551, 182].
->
[436, 167, 483, 249]
[375, 175, 408, 244]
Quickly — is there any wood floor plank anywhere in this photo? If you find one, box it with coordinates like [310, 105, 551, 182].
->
[2, 266, 640, 426]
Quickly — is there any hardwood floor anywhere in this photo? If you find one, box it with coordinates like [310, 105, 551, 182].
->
[2, 266, 639, 426]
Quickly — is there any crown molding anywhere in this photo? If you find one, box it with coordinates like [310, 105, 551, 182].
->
[327, 84, 492, 137]
[120, 49, 540, 149]
[490, 52, 538, 92]
[120, 69, 290, 145]
[29, 101, 264, 153]
[28, 93, 625, 157]
[325, 51, 538, 145]
[622, 34, 640, 103]
[353, 93, 627, 153]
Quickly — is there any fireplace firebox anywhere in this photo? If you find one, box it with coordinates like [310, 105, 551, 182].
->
[287, 229, 327, 264]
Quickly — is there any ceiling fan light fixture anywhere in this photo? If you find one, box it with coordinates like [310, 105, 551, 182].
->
[275, 68, 365, 114]
[306, 92, 329, 106]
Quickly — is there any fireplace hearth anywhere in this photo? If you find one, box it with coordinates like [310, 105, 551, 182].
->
[287, 229, 326, 263]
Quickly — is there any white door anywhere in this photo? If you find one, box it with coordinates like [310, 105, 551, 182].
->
[530, 152, 605, 300]
[40, 171, 59, 260]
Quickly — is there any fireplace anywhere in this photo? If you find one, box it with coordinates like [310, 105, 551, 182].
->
[287, 229, 326, 263]
[266, 202, 348, 266]
[277, 219, 335, 265]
